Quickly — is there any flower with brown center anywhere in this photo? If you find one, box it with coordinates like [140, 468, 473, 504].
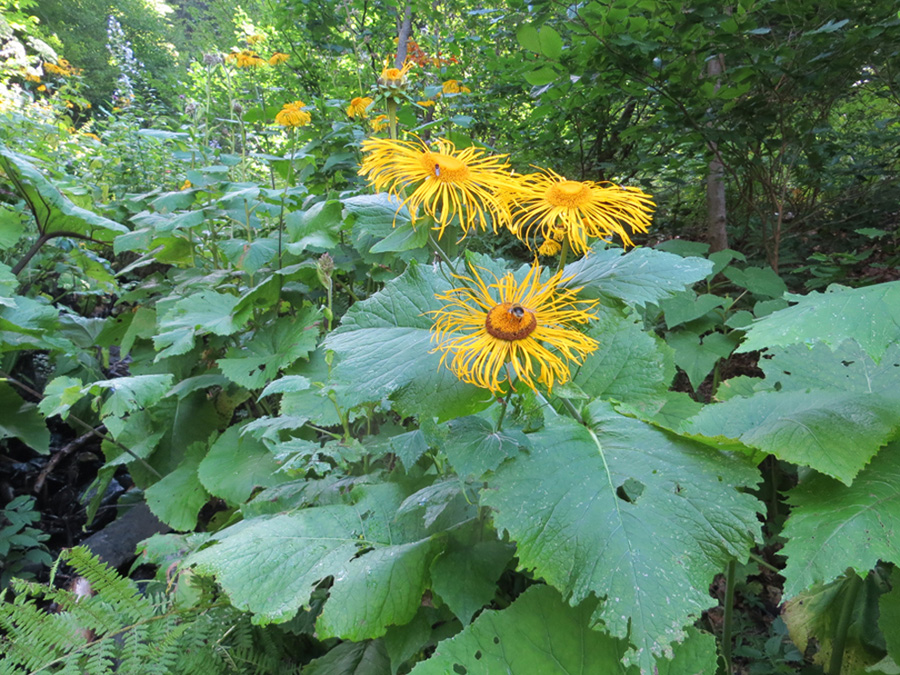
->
[231, 50, 265, 68]
[507, 168, 655, 256]
[346, 96, 374, 119]
[429, 261, 598, 393]
[358, 137, 518, 239]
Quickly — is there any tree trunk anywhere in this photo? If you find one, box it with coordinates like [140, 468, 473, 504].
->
[706, 54, 728, 252]
[395, 6, 412, 68]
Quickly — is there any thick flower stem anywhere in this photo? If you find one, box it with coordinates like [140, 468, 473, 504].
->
[557, 238, 570, 274]
[386, 98, 399, 140]
[722, 558, 736, 673]
[829, 572, 863, 675]
[427, 230, 458, 277]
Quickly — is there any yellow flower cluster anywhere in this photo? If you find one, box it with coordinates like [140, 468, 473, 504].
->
[357, 136, 655, 394]
[275, 100, 311, 127]
[440, 79, 471, 95]
[225, 49, 266, 68]
[43, 58, 77, 77]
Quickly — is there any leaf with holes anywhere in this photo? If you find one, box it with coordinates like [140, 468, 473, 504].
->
[481, 402, 761, 673]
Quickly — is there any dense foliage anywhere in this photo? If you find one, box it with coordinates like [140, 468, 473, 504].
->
[1, 0, 899, 673]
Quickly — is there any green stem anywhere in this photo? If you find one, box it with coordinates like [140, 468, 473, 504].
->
[747, 551, 780, 573]
[829, 572, 863, 675]
[386, 98, 399, 140]
[559, 396, 584, 424]
[557, 238, 570, 274]
[722, 558, 737, 673]
[495, 394, 508, 432]
[427, 230, 459, 277]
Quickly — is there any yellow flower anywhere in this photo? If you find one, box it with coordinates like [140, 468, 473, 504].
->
[82, 132, 101, 142]
[275, 100, 311, 127]
[268, 52, 289, 65]
[25, 73, 41, 83]
[459, 85, 471, 93]
[247, 33, 266, 45]
[37, 84, 47, 92]
[416, 100, 435, 108]
[378, 61, 413, 87]
[506, 169, 655, 255]
[538, 239, 561, 256]
[180, 179, 192, 190]
[231, 50, 265, 68]
[358, 137, 518, 239]
[442, 80, 461, 94]
[429, 261, 598, 394]
[370, 114, 390, 132]
[346, 96, 373, 119]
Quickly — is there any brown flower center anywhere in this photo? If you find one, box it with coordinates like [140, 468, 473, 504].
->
[424, 153, 470, 183]
[545, 180, 591, 208]
[484, 303, 537, 341]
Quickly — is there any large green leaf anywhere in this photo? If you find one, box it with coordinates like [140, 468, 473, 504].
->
[655, 627, 720, 675]
[410, 585, 638, 674]
[144, 441, 210, 531]
[217, 310, 320, 389]
[154, 290, 245, 358]
[572, 306, 675, 406]
[738, 281, 900, 362]
[684, 389, 900, 485]
[324, 263, 485, 420]
[345, 193, 428, 255]
[188, 484, 438, 630]
[562, 247, 713, 308]
[429, 539, 514, 625]
[439, 416, 530, 479]
[197, 425, 288, 505]
[0, 147, 127, 239]
[0, 382, 49, 453]
[779, 443, 900, 597]
[303, 640, 390, 675]
[481, 403, 761, 672]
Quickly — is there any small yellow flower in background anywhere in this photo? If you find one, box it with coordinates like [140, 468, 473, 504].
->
[506, 168, 655, 256]
[370, 114, 390, 132]
[230, 50, 265, 68]
[346, 96, 373, 119]
[538, 239, 561, 256]
[275, 100, 311, 127]
[416, 100, 435, 108]
[82, 132, 101, 142]
[25, 73, 41, 83]
[429, 261, 598, 394]
[180, 179, 192, 190]
[268, 52, 289, 65]
[358, 136, 518, 239]
[246, 33, 266, 45]
[442, 80, 461, 94]
[378, 61, 414, 87]
[37, 84, 47, 92]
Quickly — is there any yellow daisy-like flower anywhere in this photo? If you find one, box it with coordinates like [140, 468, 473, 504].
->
[430, 261, 598, 394]
[268, 52, 290, 65]
[37, 84, 47, 92]
[507, 168, 655, 255]
[346, 96, 373, 119]
[442, 79, 461, 94]
[358, 137, 518, 239]
[370, 114, 390, 132]
[232, 50, 265, 68]
[25, 73, 41, 83]
[416, 100, 435, 108]
[538, 239, 561, 256]
[246, 33, 266, 45]
[275, 100, 311, 127]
